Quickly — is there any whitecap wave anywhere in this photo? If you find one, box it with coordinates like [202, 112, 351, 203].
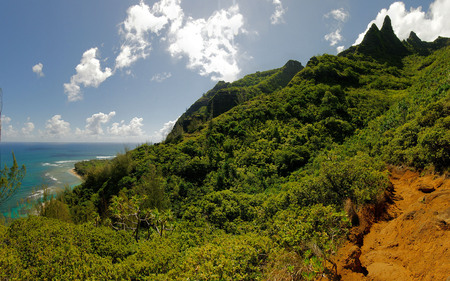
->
[44, 172, 59, 182]
[28, 189, 45, 199]
[42, 162, 59, 167]
[55, 160, 78, 164]
[27, 186, 62, 199]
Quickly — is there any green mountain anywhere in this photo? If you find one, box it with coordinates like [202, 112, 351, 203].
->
[340, 15, 450, 66]
[1, 16, 449, 280]
[339, 16, 409, 66]
[166, 59, 303, 142]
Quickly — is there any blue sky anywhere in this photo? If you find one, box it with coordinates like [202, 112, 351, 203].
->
[0, 0, 449, 143]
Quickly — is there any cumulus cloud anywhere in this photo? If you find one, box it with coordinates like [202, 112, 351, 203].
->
[63, 0, 248, 102]
[153, 0, 184, 31]
[325, 8, 349, 22]
[270, 0, 287, 25]
[116, 1, 168, 69]
[354, 0, 450, 45]
[324, 30, 344, 46]
[116, 0, 245, 82]
[64, 48, 113, 102]
[1, 116, 16, 138]
[5, 125, 18, 138]
[21, 121, 35, 135]
[45, 115, 71, 136]
[78, 111, 116, 135]
[1, 115, 11, 125]
[168, 4, 245, 81]
[108, 117, 144, 136]
[32, 63, 44, 77]
[324, 8, 349, 49]
[151, 72, 172, 82]
[0, 116, 35, 139]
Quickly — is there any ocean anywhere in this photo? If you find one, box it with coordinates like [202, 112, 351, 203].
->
[0, 142, 137, 219]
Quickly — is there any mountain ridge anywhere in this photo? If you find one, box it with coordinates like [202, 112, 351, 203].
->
[339, 15, 450, 66]
[166, 59, 303, 142]
[170, 15, 449, 143]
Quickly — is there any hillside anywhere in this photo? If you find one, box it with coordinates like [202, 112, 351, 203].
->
[166, 60, 303, 142]
[0, 16, 449, 280]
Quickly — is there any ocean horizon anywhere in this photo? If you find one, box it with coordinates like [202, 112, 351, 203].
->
[0, 142, 139, 219]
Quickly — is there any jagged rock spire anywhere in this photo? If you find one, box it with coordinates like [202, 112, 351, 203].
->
[340, 16, 409, 66]
[380, 16, 394, 34]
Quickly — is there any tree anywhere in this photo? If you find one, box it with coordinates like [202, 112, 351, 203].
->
[109, 193, 173, 241]
[0, 152, 26, 206]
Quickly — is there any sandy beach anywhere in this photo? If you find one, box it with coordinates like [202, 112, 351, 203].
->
[69, 168, 83, 180]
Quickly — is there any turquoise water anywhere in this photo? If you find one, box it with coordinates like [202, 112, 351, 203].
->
[0, 142, 137, 219]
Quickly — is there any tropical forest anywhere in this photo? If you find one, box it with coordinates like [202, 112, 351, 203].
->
[1, 16, 449, 280]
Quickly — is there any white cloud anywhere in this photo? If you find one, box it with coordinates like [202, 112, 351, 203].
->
[114, 0, 246, 82]
[21, 121, 35, 135]
[5, 125, 18, 138]
[0, 116, 35, 139]
[324, 8, 349, 48]
[153, 118, 177, 142]
[325, 29, 343, 46]
[108, 117, 144, 136]
[337, 45, 345, 53]
[153, 0, 184, 31]
[64, 48, 113, 102]
[32, 63, 44, 77]
[168, 4, 245, 81]
[151, 72, 172, 82]
[1, 115, 11, 125]
[115, 0, 185, 70]
[1, 116, 16, 138]
[354, 0, 450, 45]
[325, 8, 349, 22]
[78, 111, 116, 135]
[270, 0, 287, 25]
[45, 115, 71, 136]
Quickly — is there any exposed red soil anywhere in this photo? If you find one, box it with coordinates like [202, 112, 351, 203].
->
[328, 167, 450, 281]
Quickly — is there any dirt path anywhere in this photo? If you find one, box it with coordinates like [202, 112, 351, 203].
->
[330, 168, 450, 280]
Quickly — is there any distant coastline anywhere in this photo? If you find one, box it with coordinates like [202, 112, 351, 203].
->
[0, 142, 130, 218]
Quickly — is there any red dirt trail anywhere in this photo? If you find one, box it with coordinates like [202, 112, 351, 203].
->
[329, 168, 450, 281]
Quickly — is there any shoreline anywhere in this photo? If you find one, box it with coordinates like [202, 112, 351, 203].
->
[69, 168, 83, 180]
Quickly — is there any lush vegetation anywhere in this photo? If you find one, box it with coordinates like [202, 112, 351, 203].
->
[0, 152, 26, 207]
[74, 159, 109, 178]
[1, 18, 449, 280]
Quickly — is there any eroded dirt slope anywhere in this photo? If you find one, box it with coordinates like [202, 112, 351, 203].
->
[331, 168, 450, 281]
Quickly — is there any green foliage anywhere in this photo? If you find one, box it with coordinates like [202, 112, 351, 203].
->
[119, 237, 180, 279]
[314, 153, 389, 207]
[0, 152, 26, 206]
[2, 27, 449, 279]
[109, 192, 174, 241]
[271, 204, 349, 278]
[3, 216, 134, 280]
[174, 233, 272, 281]
[40, 198, 72, 223]
[74, 159, 108, 177]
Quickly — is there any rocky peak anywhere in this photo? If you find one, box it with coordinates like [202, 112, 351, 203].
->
[341, 16, 410, 66]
